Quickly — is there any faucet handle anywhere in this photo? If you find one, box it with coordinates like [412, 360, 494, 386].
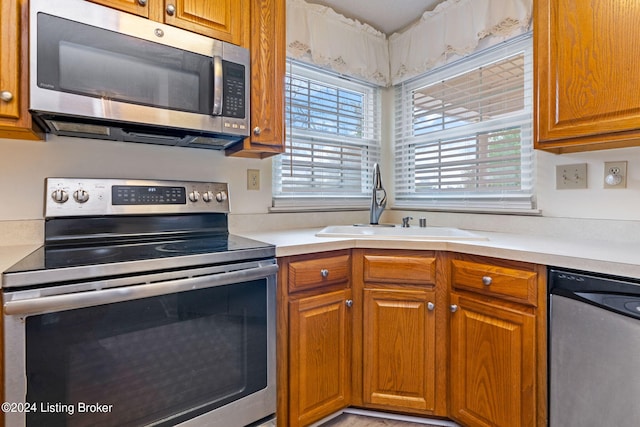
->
[401, 216, 413, 228]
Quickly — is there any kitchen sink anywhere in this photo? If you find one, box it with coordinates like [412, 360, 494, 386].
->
[315, 225, 488, 241]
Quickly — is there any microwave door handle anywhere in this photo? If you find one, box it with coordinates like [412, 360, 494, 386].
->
[212, 55, 223, 116]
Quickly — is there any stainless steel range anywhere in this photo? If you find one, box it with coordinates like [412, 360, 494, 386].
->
[2, 178, 277, 427]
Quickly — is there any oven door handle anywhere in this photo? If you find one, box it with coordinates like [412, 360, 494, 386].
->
[4, 263, 278, 316]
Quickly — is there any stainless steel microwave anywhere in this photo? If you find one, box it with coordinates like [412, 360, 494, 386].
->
[29, 0, 250, 150]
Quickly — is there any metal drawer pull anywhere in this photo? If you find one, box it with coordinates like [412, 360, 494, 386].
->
[320, 269, 329, 278]
[427, 302, 435, 311]
[450, 304, 458, 313]
[345, 299, 353, 308]
[166, 4, 175, 15]
[482, 276, 492, 286]
[137, 0, 147, 6]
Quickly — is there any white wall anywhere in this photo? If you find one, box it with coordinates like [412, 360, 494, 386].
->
[0, 135, 273, 220]
[2, 109, 640, 240]
[536, 147, 640, 220]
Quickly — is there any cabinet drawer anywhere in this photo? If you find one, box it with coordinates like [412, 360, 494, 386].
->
[364, 254, 436, 286]
[288, 254, 350, 292]
[451, 260, 537, 306]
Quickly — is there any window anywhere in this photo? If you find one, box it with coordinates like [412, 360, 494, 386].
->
[272, 60, 381, 210]
[394, 34, 535, 212]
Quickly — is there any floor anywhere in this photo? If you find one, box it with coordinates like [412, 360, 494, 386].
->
[319, 413, 454, 427]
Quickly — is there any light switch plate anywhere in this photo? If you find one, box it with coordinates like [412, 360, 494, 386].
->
[556, 163, 588, 189]
[247, 169, 260, 190]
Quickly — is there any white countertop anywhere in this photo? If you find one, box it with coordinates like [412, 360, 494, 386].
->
[2, 227, 640, 280]
[237, 228, 640, 279]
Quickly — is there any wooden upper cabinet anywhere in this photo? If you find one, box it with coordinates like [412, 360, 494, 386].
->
[535, 0, 640, 153]
[87, 0, 248, 46]
[226, 0, 285, 158]
[0, 0, 42, 140]
[87, 0, 150, 18]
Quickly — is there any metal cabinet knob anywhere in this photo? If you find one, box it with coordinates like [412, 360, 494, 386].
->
[345, 299, 353, 308]
[320, 269, 329, 278]
[137, 0, 147, 6]
[482, 276, 492, 286]
[0, 91, 13, 102]
[166, 4, 176, 15]
[427, 302, 435, 311]
[450, 304, 458, 313]
[253, 127, 262, 136]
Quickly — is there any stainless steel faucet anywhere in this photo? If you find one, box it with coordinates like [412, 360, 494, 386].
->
[369, 163, 387, 225]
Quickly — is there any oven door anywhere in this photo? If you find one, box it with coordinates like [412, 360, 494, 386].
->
[3, 260, 277, 427]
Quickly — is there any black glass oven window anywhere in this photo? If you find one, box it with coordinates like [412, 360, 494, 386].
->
[37, 13, 213, 114]
[25, 280, 268, 427]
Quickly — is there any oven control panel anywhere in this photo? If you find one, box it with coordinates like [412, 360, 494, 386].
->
[45, 178, 230, 217]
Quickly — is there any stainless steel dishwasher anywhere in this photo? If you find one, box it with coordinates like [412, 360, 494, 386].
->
[549, 267, 640, 427]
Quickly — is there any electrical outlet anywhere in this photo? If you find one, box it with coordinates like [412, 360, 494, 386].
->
[604, 161, 627, 189]
[556, 163, 588, 189]
[247, 169, 260, 190]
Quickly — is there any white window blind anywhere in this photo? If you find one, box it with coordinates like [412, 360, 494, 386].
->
[272, 60, 381, 210]
[394, 35, 535, 212]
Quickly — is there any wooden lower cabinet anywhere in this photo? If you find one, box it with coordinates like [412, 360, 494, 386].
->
[448, 254, 547, 427]
[289, 289, 352, 427]
[278, 250, 546, 427]
[362, 287, 437, 411]
[450, 293, 536, 427]
[352, 250, 448, 417]
[278, 250, 353, 427]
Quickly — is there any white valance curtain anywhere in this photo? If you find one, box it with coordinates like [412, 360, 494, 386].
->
[286, 0, 532, 87]
[389, 0, 532, 84]
[286, 0, 390, 86]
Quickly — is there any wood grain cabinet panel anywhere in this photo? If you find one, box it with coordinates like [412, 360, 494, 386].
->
[278, 251, 352, 427]
[226, 0, 285, 158]
[451, 259, 537, 306]
[362, 288, 436, 411]
[352, 249, 447, 418]
[289, 289, 352, 427]
[450, 293, 536, 427]
[0, 0, 42, 140]
[363, 254, 436, 286]
[87, 0, 150, 17]
[535, 0, 640, 152]
[448, 254, 547, 427]
[87, 0, 248, 45]
[288, 254, 350, 293]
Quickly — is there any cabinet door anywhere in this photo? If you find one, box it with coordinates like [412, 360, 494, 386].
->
[0, 0, 41, 140]
[227, 0, 285, 158]
[0, 1, 20, 122]
[535, 0, 640, 152]
[362, 288, 436, 412]
[289, 289, 352, 427]
[450, 293, 536, 427]
[86, 0, 150, 17]
[88, 0, 247, 45]
[163, 0, 248, 46]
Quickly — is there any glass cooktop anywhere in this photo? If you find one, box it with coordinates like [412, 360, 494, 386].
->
[6, 234, 272, 273]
